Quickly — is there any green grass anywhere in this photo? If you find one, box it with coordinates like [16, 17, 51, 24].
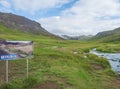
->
[0, 24, 120, 89]
[95, 43, 120, 53]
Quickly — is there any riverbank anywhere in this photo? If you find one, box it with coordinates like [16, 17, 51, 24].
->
[90, 48, 120, 74]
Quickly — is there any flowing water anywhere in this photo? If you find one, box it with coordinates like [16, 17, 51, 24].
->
[90, 48, 120, 73]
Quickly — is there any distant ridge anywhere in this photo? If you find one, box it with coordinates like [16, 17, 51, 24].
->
[0, 12, 58, 37]
[92, 27, 120, 42]
[61, 35, 92, 40]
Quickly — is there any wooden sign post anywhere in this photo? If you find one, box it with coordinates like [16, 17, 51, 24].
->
[6, 60, 8, 83]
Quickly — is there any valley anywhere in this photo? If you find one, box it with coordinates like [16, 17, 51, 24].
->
[0, 12, 120, 89]
[0, 23, 120, 89]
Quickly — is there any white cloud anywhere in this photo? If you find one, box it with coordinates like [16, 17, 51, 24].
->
[38, 0, 120, 36]
[11, 0, 70, 13]
[0, 0, 11, 8]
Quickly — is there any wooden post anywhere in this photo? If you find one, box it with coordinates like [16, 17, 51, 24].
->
[6, 60, 8, 83]
[26, 59, 28, 78]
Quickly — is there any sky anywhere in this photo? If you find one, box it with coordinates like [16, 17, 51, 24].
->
[0, 0, 120, 36]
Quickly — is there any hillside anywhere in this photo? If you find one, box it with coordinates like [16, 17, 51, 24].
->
[93, 27, 120, 42]
[0, 12, 57, 37]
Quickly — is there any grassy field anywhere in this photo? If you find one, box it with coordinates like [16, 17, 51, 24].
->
[0, 24, 120, 89]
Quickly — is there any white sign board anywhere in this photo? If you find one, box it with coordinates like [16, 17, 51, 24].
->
[0, 40, 33, 60]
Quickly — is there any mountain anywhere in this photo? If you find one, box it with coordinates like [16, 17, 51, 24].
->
[0, 12, 57, 37]
[61, 35, 93, 40]
[93, 27, 120, 42]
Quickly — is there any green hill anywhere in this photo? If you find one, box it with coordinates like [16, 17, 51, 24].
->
[0, 23, 56, 41]
[93, 27, 120, 42]
[0, 24, 120, 89]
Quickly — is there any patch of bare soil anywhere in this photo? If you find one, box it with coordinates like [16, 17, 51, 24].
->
[33, 81, 61, 89]
[91, 63, 103, 70]
[113, 78, 120, 87]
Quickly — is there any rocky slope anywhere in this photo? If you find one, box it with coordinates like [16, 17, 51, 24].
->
[0, 12, 55, 36]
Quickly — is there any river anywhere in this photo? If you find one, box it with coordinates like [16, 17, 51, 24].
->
[90, 48, 120, 73]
